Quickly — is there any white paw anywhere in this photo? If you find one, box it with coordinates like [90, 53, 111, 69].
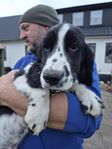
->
[24, 88, 50, 135]
[73, 84, 104, 116]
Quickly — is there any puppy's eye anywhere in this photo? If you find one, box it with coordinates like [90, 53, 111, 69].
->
[69, 43, 78, 52]
[44, 47, 50, 52]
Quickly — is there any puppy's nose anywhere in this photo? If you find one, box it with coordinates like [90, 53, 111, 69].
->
[43, 70, 63, 85]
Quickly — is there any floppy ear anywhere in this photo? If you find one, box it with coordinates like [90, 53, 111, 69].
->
[27, 49, 43, 88]
[78, 44, 94, 86]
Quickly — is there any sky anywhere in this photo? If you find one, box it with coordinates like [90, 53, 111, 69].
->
[0, 0, 111, 17]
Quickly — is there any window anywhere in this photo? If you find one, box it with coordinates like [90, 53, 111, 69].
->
[73, 12, 84, 26]
[105, 43, 112, 63]
[87, 43, 96, 58]
[90, 10, 103, 25]
[58, 14, 63, 23]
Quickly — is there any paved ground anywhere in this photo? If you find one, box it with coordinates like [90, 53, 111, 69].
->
[83, 89, 112, 149]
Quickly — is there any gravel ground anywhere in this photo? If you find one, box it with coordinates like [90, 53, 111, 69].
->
[83, 89, 112, 149]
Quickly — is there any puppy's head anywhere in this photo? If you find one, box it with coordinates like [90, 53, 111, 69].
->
[40, 23, 93, 90]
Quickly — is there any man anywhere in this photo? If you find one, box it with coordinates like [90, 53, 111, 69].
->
[0, 4, 102, 149]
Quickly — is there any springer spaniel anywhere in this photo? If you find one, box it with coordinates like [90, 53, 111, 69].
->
[0, 23, 104, 149]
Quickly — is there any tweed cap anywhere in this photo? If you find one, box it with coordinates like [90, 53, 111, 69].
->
[19, 4, 59, 27]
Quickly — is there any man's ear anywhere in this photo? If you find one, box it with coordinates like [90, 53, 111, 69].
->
[44, 26, 49, 31]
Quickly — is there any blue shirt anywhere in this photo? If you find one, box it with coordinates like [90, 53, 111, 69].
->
[14, 52, 102, 149]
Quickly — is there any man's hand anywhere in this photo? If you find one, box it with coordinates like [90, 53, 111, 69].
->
[0, 70, 28, 116]
[0, 70, 16, 105]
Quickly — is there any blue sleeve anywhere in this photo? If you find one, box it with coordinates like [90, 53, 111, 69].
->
[13, 57, 26, 70]
[13, 57, 32, 70]
[13, 53, 37, 70]
[63, 62, 102, 138]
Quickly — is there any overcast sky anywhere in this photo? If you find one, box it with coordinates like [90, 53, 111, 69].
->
[0, 0, 111, 17]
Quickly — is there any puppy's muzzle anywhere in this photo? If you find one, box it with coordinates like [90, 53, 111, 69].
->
[43, 69, 64, 86]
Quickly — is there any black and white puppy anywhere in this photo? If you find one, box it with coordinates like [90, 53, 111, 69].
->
[40, 23, 103, 115]
[0, 23, 103, 149]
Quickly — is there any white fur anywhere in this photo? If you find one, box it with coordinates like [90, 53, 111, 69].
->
[14, 73, 50, 135]
[0, 113, 26, 149]
[72, 83, 102, 116]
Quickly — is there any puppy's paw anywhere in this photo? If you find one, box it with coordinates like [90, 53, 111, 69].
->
[25, 109, 48, 135]
[24, 88, 50, 135]
[72, 84, 104, 116]
[80, 92, 104, 116]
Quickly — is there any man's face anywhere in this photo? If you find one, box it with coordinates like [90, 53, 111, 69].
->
[20, 22, 48, 51]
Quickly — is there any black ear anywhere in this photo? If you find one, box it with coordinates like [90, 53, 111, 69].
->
[35, 46, 43, 64]
[27, 61, 42, 88]
[27, 49, 43, 88]
[78, 45, 94, 86]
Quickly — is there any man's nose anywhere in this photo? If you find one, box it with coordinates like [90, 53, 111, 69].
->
[20, 31, 26, 39]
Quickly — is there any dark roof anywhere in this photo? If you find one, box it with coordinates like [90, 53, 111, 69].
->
[0, 15, 21, 41]
[57, 2, 112, 13]
[82, 26, 112, 36]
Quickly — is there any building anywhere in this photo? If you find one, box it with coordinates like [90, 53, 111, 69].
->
[0, 15, 25, 69]
[0, 2, 112, 81]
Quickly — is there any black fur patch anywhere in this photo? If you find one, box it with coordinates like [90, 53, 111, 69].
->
[59, 53, 63, 57]
[27, 60, 42, 88]
[64, 25, 93, 86]
[14, 70, 25, 80]
[0, 106, 14, 115]
[63, 65, 70, 77]
[78, 45, 93, 86]
[28, 124, 36, 134]
[31, 103, 36, 107]
[52, 59, 57, 62]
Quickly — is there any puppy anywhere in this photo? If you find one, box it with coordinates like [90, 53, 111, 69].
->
[0, 23, 104, 149]
[40, 23, 103, 115]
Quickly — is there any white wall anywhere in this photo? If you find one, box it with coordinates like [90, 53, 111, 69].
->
[2, 40, 25, 69]
[86, 36, 112, 75]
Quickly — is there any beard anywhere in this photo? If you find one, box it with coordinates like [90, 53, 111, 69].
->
[27, 42, 39, 55]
